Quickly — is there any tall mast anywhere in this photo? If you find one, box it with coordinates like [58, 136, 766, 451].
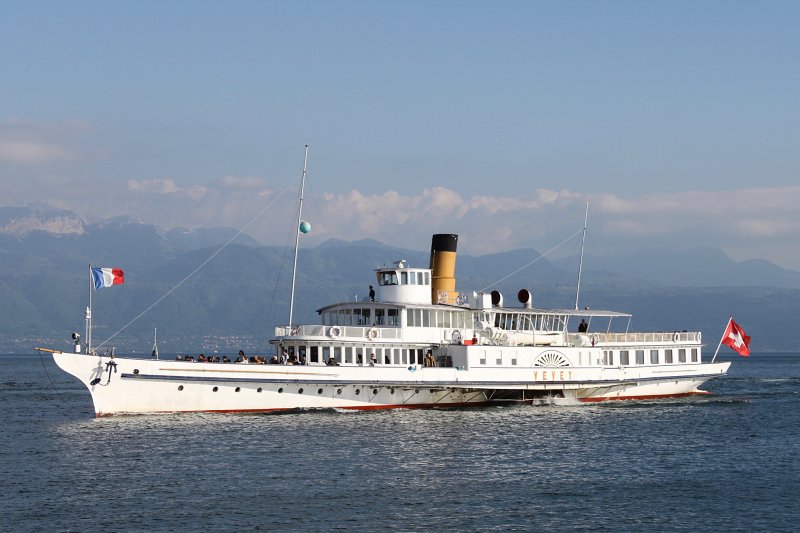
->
[87, 264, 93, 354]
[574, 202, 589, 311]
[288, 145, 309, 328]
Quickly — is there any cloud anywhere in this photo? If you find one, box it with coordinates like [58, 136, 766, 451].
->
[0, 118, 88, 164]
[5, 165, 800, 269]
[0, 141, 72, 163]
[126, 178, 210, 201]
[221, 175, 269, 190]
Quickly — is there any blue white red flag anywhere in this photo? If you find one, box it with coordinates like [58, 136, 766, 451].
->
[92, 267, 125, 289]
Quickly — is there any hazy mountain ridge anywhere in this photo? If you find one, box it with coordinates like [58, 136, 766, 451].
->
[1, 205, 797, 353]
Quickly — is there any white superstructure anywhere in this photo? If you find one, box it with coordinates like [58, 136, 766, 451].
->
[41, 233, 730, 416]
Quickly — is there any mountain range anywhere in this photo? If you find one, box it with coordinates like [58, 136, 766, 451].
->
[1, 204, 797, 354]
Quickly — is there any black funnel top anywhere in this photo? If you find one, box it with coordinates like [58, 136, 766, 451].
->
[430, 234, 458, 254]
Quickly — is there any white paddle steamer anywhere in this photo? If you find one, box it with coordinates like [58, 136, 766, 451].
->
[42, 232, 730, 416]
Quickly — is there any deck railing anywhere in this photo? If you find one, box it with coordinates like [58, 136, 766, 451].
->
[581, 331, 702, 344]
[275, 324, 402, 340]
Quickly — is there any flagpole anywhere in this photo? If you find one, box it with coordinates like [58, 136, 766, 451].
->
[87, 264, 93, 355]
[710, 316, 732, 363]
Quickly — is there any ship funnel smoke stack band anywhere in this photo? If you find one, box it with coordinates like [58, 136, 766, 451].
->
[430, 234, 458, 304]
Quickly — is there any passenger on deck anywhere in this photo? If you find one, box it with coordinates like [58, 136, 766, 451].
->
[269, 355, 279, 364]
[298, 355, 307, 365]
[184, 355, 194, 362]
[424, 350, 436, 367]
[326, 356, 337, 366]
[578, 319, 588, 333]
[198, 354, 207, 362]
[222, 356, 231, 363]
[369, 285, 375, 302]
[369, 353, 377, 366]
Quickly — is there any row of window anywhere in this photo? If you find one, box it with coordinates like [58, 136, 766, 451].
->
[377, 270, 430, 286]
[322, 307, 571, 332]
[285, 344, 430, 366]
[603, 348, 699, 366]
[324, 308, 400, 327]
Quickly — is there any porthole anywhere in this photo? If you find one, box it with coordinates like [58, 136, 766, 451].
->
[373, 388, 379, 395]
[336, 388, 342, 395]
[133, 369, 139, 375]
[235, 387, 241, 392]
[355, 389, 361, 395]
[278, 387, 283, 393]
[318, 388, 323, 395]
[178, 385, 184, 391]
[213, 386, 218, 392]
[298, 388, 304, 394]
[257, 387, 263, 393]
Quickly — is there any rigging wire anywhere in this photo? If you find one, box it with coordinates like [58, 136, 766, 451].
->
[95, 181, 295, 351]
[480, 228, 584, 293]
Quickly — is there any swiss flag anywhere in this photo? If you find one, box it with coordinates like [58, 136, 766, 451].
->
[722, 319, 751, 357]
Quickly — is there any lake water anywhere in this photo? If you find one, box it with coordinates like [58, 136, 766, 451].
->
[1, 353, 799, 532]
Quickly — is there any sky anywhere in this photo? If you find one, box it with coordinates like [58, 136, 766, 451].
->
[2, 1, 800, 268]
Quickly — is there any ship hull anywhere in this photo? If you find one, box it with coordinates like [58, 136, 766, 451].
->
[52, 352, 730, 416]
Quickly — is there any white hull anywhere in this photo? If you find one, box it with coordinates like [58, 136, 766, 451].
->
[52, 351, 730, 416]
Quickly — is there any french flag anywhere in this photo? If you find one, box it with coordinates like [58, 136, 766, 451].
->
[92, 267, 125, 289]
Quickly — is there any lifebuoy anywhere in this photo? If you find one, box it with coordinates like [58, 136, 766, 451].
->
[367, 327, 378, 341]
[451, 330, 463, 344]
[456, 293, 468, 305]
[328, 326, 341, 339]
[673, 331, 680, 342]
[697, 331, 702, 342]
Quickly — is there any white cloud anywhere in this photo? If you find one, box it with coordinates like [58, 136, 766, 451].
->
[221, 175, 269, 190]
[0, 119, 88, 164]
[0, 140, 72, 163]
[5, 167, 800, 269]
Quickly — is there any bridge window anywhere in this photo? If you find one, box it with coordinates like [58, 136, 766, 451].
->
[387, 308, 399, 326]
[650, 349, 659, 364]
[424, 272, 430, 285]
[378, 272, 398, 286]
[401, 272, 408, 284]
[679, 349, 686, 363]
[691, 348, 698, 362]
[635, 350, 644, 365]
[620, 350, 630, 365]
[665, 349, 673, 363]
[409, 272, 416, 285]
[354, 308, 371, 325]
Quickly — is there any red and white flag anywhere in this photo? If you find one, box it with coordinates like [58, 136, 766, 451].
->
[721, 318, 751, 357]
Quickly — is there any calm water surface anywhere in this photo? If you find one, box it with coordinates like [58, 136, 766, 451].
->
[1, 353, 798, 532]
